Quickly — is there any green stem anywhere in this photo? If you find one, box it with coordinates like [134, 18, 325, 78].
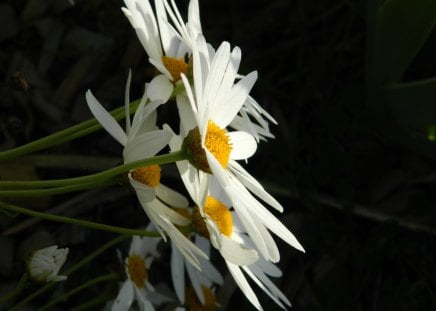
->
[0, 100, 140, 162]
[0, 150, 187, 190]
[70, 292, 113, 311]
[0, 274, 28, 305]
[0, 180, 116, 197]
[37, 273, 119, 311]
[9, 235, 129, 311]
[0, 201, 161, 237]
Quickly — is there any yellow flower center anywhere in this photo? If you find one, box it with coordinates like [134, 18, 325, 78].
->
[183, 121, 232, 174]
[192, 196, 233, 238]
[162, 56, 188, 82]
[131, 165, 161, 188]
[185, 285, 217, 311]
[127, 254, 148, 288]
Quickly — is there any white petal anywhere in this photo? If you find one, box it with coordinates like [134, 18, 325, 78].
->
[242, 267, 289, 310]
[187, 0, 202, 37]
[86, 90, 127, 146]
[123, 129, 172, 163]
[248, 264, 291, 307]
[134, 286, 155, 311]
[149, 58, 173, 80]
[226, 262, 262, 311]
[146, 74, 174, 102]
[229, 161, 283, 212]
[203, 41, 230, 111]
[111, 281, 134, 311]
[220, 236, 259, 266]
[148, 198, 190, 226]
[176, 94, 196, 136]
[129, 175, 157, 203]
[186, 261, 205, 305]
[228, 131, 257, 160]
[214, 71, 258, 128]
[156, 183, 189, 208]
[125, 69, 132, 136]
[171, 244, 185, 303]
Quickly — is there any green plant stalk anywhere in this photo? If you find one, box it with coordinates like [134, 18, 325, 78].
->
[0, 150, 187, 190]
[70, 292, 114, 311]
[37, 272, 119, 311]
[0, 180, 116, 197]
[0, 201, 162, 237]
[0, 273, 28, 305]
[0, 100, 140, 162]
[9, 235, 129, 311]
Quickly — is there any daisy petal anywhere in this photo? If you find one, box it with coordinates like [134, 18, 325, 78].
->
[171, 244, 185, 303]
[156, 183, 189, 208]
[228, 131, 257, 160]
[220, 236, 258, 266]
[86, 90, 127, 146]
[146, 74, 174, 102]
[226, 262, 262, 311]
[112, 281, 134, 311]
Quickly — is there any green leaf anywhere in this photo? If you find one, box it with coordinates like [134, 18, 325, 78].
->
[372, 0, 436, 85]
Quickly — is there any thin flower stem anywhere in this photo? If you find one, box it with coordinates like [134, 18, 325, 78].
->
[0, 180, 116, 197]
[0, 201, 162, 237]
[0, 273, 28, 305]
[37, 272, 119, 311]
[0, 100, 140, 162]
[70, 292, 114, 311]
[0, 149, 187, 190]
[9, 235, 129, 311]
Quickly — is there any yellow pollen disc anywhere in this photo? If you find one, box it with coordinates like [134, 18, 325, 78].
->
[127, 254, 148, 288]
[162, 56, 188, 82]
[204, 196, 233, 237]
[131, 165, 161, 188]
[192, 196, 233, 238]
[185, 285, 216, 311]
[184, 121, 232, 174]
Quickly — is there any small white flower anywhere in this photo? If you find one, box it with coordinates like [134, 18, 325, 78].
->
[28, 245, 68, 283]
[112, 235, 166, 311]
[174, 35, 304, 263]
[86, 72, 207, 270]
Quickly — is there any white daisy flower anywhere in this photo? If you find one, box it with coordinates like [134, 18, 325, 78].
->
[176, 34, 304, 263]
[112, 236, 166, 311]
[86, 72, 207, 269]
[122, 0, 201, 103]
[28, 245, 69, 283]
[177, 173, 291, 311]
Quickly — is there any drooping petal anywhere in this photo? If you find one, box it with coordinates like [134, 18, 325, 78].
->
[112, 281, 134, 311]
[220, 236, 258, 266]
[226, 262, 262, 311]
[86, 90, 127, 146]
[146, 74, 174, 103]
[171, 244, 185, 303]
[156, 183, 189, 208]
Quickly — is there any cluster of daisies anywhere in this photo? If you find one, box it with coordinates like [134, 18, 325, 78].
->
[84, 0, 304, 310]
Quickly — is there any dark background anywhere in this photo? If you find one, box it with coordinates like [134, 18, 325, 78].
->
[1, 0, 436, 310]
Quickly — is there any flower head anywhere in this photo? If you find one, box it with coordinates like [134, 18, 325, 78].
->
[122, 0, 201, 103]
[28, 245, 68, 283]
[112, 235, 167, 311]
[86, 72, 207, 270]
[174, 35, 304, 263]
